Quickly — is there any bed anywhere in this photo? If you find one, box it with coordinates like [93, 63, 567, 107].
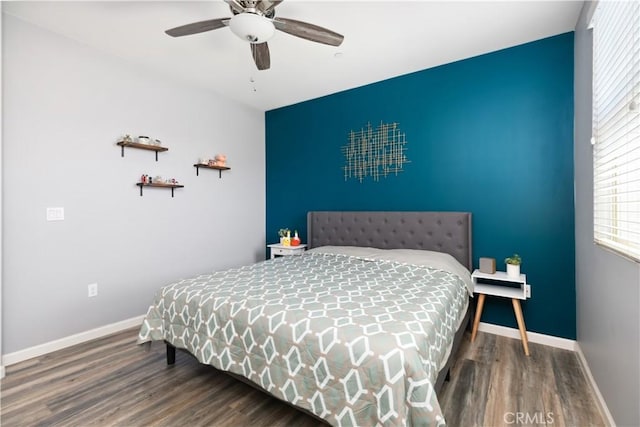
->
[138, 211, 473, 426]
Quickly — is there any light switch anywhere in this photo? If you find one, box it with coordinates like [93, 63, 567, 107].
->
[46, 207, 64, 221]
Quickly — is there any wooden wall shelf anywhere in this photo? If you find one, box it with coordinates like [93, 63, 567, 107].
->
[117, 141, 168, 161]
[193, 163, 230, 178]
[136, 182, 184, 197]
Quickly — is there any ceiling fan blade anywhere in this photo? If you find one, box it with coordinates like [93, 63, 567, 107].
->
[273, 17, 343, 47]
[250, 42, 271, 70]
[165, 18, 229, 37]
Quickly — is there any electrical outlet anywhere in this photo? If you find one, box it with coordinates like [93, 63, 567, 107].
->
[46, 207, 64, 221]
[88, 283, 98, 298]
[525, 284, 531, 298]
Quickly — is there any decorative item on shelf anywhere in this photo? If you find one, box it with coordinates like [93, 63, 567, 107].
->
[214, 154, 227, 167]
[291, 230, 301, 246]
[479, 257, 496, 274]
[138, 136, 151, 144]
[505, 253, 522, 278]
[278, 228, 290, 245]
[138, 175, 179, 186]
[201, 154, 228, 167]
[282, 230, 291, 247]
[122, 134, 133, 143]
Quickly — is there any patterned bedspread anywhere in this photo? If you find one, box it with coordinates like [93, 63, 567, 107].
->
[138, 249, 471, 426]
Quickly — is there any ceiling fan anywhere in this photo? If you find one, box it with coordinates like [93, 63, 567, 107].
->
[165, 0, 344, 71]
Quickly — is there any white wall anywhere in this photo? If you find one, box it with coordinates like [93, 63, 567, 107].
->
[574, 3, 640, 425]
[0, 8, 4, 377]
[2, 14, 266, 354]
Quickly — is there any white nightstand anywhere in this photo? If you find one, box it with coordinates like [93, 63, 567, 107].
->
[471, 269, 531, 356]
[267, 243, 307, 259]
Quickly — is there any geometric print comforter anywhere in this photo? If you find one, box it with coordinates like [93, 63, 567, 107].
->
[137, 248, 471, 427]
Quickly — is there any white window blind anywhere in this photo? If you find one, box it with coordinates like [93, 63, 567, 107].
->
[592, 0, 640, 261]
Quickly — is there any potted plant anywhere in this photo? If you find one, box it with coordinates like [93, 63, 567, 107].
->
[505, 253, 522, 278]
[278, 228, 290, 245]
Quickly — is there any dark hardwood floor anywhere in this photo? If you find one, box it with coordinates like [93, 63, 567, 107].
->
[1, 328, 606, 426]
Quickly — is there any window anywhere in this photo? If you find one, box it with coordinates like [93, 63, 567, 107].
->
[592, 1, 640, 261]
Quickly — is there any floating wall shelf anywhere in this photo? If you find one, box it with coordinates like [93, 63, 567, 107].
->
[117, 141, 168, 161]
[193, 163, 231, 179]
[136, 182, 184, 197]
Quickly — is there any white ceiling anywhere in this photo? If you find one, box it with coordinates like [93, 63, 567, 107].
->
[2, 1, 583, 112]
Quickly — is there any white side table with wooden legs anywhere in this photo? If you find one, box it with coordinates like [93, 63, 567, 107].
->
[470, 269, 531, 356]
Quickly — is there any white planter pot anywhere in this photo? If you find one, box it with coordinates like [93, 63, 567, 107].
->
[507, 263, 520, 278]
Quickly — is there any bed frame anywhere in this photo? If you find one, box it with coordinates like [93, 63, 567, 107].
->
[166, 211, 473, 414]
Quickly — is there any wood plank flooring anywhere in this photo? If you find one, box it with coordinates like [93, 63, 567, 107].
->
[438, 332, 606, 426]
[1, 328, 606, 426]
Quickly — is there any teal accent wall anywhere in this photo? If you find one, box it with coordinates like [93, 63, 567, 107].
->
[266, 33, 575, 339]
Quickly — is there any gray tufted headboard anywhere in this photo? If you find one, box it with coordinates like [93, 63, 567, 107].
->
[307, 211, 472, 271]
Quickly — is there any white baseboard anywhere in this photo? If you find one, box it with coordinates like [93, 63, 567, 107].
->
[0, 365, 5, 379]
[478, 322, 577, 351]
[2, 314, 145, 367]
[575, 343, 616, 427]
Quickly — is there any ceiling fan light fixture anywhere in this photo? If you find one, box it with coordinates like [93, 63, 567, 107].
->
[229, 13, 275, 43]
